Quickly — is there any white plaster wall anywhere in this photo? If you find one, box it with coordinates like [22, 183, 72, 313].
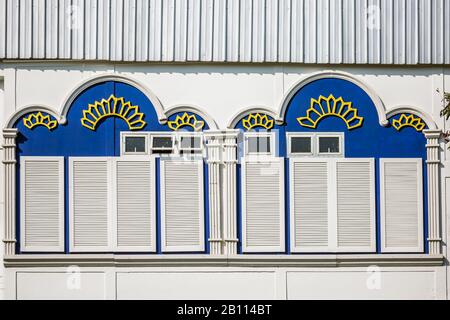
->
[1, 63, 446, 130]
[0, 78, 4, 300]
[6, 267, 446, 300]
[0, 62, 448, 300]
[444, 67, 450, 300]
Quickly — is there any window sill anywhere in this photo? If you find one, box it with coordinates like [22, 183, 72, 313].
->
[3, 254, 445, 268]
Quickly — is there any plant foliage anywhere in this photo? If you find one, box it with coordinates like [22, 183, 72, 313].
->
[440, 92, 450, 120]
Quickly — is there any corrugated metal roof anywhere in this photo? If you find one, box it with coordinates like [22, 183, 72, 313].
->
[0, 0, 449, 64]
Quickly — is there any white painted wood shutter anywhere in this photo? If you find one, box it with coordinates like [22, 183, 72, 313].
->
[290, 158, 375, 253]
[242, 159, 285, 252]
[290, 160, 329, 252]
[70, 158, 112, 252]
[160, 159, 205, 252]
[114, 158, 155, 251]
[380, 158, 424, 252]
[20, 157, 64, 252]
[335, 159, 375, 252]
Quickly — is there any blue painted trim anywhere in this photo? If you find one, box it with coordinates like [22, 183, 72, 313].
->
[155, 157, 161, 254]
[204, 162, 210, 254]
[285, 158, 291, 254]
[375, 159, 381, 253]
[237, 163, 242, 254]
[64, 158, 69, 253]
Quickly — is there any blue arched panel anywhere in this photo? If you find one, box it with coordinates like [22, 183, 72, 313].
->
[14, 81, 210, 254]
[234, 78, 428, 254]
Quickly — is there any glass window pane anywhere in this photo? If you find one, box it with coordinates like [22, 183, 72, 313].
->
[125, 136, 146, 153]
[319, 137, 340, 153]
[247, 136, 271, 154]
[291, 137, 311, 153]
[152, 137, 173, 149]
[180, 136, 202, 149]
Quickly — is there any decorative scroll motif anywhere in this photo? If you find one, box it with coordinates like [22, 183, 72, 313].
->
[391, 114, 426, 132]
[242, 113, 275, 131]
[23, 112, 58, 130]
[167, 112, 205, 131]
[297, 94, 364, 130]
[81, 95, 146, 131]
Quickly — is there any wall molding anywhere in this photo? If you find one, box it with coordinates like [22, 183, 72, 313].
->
[3, 254, 445, 268]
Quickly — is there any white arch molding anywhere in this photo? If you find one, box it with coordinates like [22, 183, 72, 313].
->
[227, 106, 279, 129]
[277, 70, 389, 127]
[4, 73, 168, 129]
[386, 105, 438, 130]
[165, 104, 219, 130]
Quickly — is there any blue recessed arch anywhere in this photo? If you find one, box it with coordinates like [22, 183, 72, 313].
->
[234, 77, 429, 254]
[14, 80, 210, 254]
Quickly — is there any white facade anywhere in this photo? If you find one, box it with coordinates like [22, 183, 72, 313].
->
[0, 63, 449, 299]
[0, 0, 449, 301]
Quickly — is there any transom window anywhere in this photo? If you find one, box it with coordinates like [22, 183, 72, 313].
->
[244, 132, 276, 157]
[123, 134, 148, 155]
[151, 134, 175, 154]
[179, 135, 203, 154]
[287, 133, 344, 157]
[121, 132, 204, 156]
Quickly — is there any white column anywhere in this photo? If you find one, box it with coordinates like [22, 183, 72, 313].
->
[205, 132, 224, 255]
[2, 128, 17, 256]
[424, 129, 442, 255]
[222, 131, 239, 255]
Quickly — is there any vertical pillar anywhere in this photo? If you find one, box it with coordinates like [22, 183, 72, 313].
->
[2, 128, 17, 256]
[205, 132, 223, 255]
[424, 129, 442, 255]
[222, 131, 239, 255]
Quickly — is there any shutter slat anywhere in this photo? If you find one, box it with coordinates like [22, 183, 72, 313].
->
[291, 161, 328, 252]
[21, 157, 64, 252]
[71, 159, 110, 251]
[116, 160, 155, 251]
[381, 159, 423, 252]
[161, 160, 204, 252]
[242, 159, 285, 252]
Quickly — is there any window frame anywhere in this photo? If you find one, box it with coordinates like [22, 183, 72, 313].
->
[316, 133, 344, 157]
[121, 132, 149, 155]
[69, 156, 157, 253]
[150, 132, 176, 154]
[379, 158, 424, 253]
[69, 157, 114, 252]
[287, 132, 344, 158]
[177, 132, 204, 155]
[289, 157, 376, 253]
[286, 132, 314, 157]
[241, 157, 285, 253]
[20, 156, 65, 253]
[244, 132, 276, 159]
[113, 156, 157, 252]
[160, 157, 205, 252]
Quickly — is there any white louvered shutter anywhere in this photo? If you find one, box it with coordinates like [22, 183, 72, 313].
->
[335, 159, 375, 252]
[290, 160, 329, 252]
[242, 159, 285, 252]
[161, 159, 205, 252]
[115, 159, 155, 251]
[70, 158, 111, 252]
[380, 159, 424, 252]
[20, 157, 64, 252]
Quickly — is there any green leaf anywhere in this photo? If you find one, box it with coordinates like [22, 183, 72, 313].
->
[440, 92, 450, 120]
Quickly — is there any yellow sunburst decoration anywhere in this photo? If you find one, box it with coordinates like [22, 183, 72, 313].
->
[167, 112, 205, 131]
[23, 112, 58, 130]
[392, 114, 426, 132]
[80, 95, 146, 131]
[242, 113, 275, 131]
[297, 94, 364, 130]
